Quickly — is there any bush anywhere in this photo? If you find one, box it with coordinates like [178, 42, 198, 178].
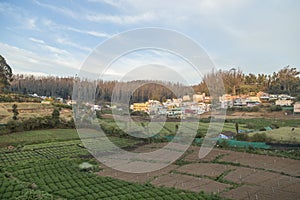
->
[242, 106, 260, 112]
[52, 103, 72, 110]
[2, 116, 75, 134]
[6, 120, 24, 133]
[196, 129, 206, 138]
[217, 140, 229, 148]
[250, 133, 270, 142]
[130, 110, 149, 117]
[236, 133, 250, 141]
[269, 105, 282, 112]
[16, 190, 53, 200]
[78, 162, 94, 171]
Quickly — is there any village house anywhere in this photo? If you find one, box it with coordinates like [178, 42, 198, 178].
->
[275, 99, 293, 106]
[294, 102, 300, 114]
[193, 93, 205, 103]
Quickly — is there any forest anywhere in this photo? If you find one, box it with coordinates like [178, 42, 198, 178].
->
[7, 66, 300, 103]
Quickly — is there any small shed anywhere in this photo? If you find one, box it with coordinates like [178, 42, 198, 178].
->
[219, 131, 235, 139]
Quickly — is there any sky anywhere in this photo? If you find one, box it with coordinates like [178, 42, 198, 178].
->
[0, 0, 299, 83]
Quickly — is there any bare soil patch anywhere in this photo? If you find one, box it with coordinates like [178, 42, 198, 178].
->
[95, 143, 300, 199]
[97, 164, 178, 184]
[222, 184, 300, 200]
[220, 151, 300, 176]
[151, 173, 230, 193]
[183, 147, 229, 162]
[176, 163, 236, 178]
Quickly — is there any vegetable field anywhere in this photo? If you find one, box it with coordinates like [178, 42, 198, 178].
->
[0, 132, 222, 200]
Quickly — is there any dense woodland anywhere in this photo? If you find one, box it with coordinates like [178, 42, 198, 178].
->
[7, 66, 300, 102]
[195, 66, 300, 98]
[10, 77, 188, 103]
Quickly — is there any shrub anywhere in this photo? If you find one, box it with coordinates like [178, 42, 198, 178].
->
[236, 133, 250, 141]
[52, 103, 72, 110]
[16, 190, 53, 200]
[196, 129, 206, 138]
[241, 106, 260, 112]
[2, 115, 76, 134]
[130, 111, 149, 117]
[12, 104, 19, 120]
[250, 106, 260, 112]
[270, 123, 279, 129]
[6, 120, 24, 133]
[270, 105, 282, 112]
[250, 133, 270, 142]
[217, 140, 229, 148]
[78, 162, 94, 172]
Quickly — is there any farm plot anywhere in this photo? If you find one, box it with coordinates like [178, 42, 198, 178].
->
[223, 167, 300, 187]
[7, 159, 220, 200]
[0, 173, 29, 200]
[97, 164, 178, 183]
[220, 151, 300, 176]
[176, 163, 236, 178]
[151, 173, 230, 193]
[101, 142, 300, 200]
[0, 139, 224, 199]
[0, 150, 44, 166]
[222, 184, 300, 200]
[0, 129, 79, 147]
[100, 118, 247, 137]
[182, 147, 229, 162]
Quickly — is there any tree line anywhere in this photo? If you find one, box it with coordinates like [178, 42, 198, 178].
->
[10, 76, 190, 103]
[8, 66, 299, 102]
[1, 53, 299, 101]
[194, 66, 300, 98]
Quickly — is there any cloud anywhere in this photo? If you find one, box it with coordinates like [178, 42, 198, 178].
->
[56, 37, 93, 52]
[0, 42, 81, 76]
[29, 37, 70, 55]
[29, 37, 45, 44]
[84, 49, 203, 84]
[86, 12, 157, 24]
[65, 27, 112, 38]
[26, 18, 37, 29]
[41, 19, 111, 38]
[2, 0, 299, 77]
[87, 0, 122, 8]
[33, 0, 78, 19]
[34, 0, 157, 25]
[0, 2, 39, 30]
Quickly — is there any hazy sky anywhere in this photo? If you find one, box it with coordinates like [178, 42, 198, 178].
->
[0, 0, 299, 81]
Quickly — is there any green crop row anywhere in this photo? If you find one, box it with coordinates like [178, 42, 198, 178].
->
[0, 173, 28, 200]
[2, 157, 222, 199]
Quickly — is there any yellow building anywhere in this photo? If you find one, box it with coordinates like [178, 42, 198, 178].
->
[132, 102, 149, 112]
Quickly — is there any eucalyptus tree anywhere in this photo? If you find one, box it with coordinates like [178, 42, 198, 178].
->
[0, 55, 13, 93]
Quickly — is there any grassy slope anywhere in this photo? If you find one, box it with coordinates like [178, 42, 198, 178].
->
[0, 129, 78, 147]
[249, 127, 300, 143]
[227, 118, 300, 129]
[0, 128, 142, 149]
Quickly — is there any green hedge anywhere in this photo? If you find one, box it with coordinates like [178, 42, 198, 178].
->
[0, 117, 75, 135]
